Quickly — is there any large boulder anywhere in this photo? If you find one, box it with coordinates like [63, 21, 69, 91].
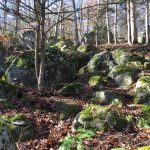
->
[0, 115, 36, 142]
[91, 90, 128, 105]
[6, 66, 36, 87]
[134, 76, 150, 104]
[5, 52, 36, 86]
[77, 44, 98, 57]
[73, 105, 128, 132]
[5, 48, 88, 87]
[108, 64, 139, 88]
[56, 38, 73, 51]
[112, 49, 145, 65]
[88, 75, 104, 88]
[85, 51, 115, 74]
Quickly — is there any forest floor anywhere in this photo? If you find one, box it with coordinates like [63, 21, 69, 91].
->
[1, 86, 150, 150]
[1, 44, 150, 150]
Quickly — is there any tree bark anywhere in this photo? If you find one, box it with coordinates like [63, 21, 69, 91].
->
[54, 0, 63, 40]
[106, 0, 110, 44]
[38, 0, 46, 91]
[3, 0, 7, 34]
[145, 0, 149, 45]
[72, 0, 79, 47]
[127, 0, 132, 45]
[15, 0, 20, 45]
[114, 2, 117, 44]
[130, 0, 137, 44]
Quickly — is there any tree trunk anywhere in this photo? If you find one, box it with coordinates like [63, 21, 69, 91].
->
[130, 0, 137, 44]
[145, 0, 149, 45]
[3, 0, 7, 34]
[127, 0, 132, 45]
[34, 0, 41, 85]
[72, 0, 79, 47]
[87, 8, 89, 33]
[15, 0, 20, 45]
[38, 0, 46, 91]
[114, 2, 117, 44]
[106, 0, 110, 44]
[54, 0, 63, 40]
[79, 0, 83, 40]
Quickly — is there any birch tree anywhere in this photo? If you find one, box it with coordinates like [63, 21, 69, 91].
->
[127, 0, 132, 45]
[145, 0, 149, 45]
[72, 0, 79, 47]
[114, 1, 117, 44]
[106, 0, 111, 44]
[130, 0, 137, 44]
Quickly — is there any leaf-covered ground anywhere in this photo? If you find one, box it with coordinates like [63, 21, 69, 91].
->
[0, 86, 150, 150]
[1, 44, 150, 149]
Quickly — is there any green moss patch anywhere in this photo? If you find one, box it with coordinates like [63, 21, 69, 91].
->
[75, 105, 128, 132]
[88, 75, 103, 87]
[137, 145, 150, 150]
[0, 114, 36, 142]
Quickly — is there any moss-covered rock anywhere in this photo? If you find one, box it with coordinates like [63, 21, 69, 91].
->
[86, 51, 115, 74]
[6, 51, 34, 69]
[134, 76, 150, 104]
[77, 44, 98, 56]
[88, 75, 103, 87]
[73, 105, 128, 132]
[108, 64, 139, 88]
[0, 79, 20, 100]
[5, 47, 89, 87]
[0, 114, 36, 142]
[91, 90, 127, 105]
[137, 145, 150, 150]
[60, 83, 84, 97]
[112, 49, 132, 64]
[126, 61, 144, 70]
[56, 39, 73, 51]
[112, 49, 145, 64]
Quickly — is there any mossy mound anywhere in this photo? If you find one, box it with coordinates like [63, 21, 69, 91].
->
[0, 114, 36, 142]
[0, 79, 20, 100]
[88, 75, 103, 87]
[73, 105, 128, 132]
[86, 51, 115, 74]
[137, 145, 150, 150]
[56, 39, 73, 51]
[60, 83, 84, 97]
[134, 76, 150, 104]
[6, 51, 34, 69]
[112, 49, 145, 65]
[108, 64, 139, 88]
[91, 90, 127, 105]
[77, 44, 98, 56]
[126, 61, 144, 70]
